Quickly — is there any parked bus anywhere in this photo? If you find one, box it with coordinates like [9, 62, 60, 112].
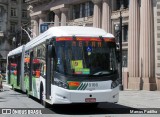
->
[7, 26, 119, 107]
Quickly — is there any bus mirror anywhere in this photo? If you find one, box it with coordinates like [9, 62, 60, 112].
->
[48, 45, 53, 57]
[48, 45, 56, 58]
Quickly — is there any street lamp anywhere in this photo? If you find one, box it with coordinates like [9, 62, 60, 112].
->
[122, 55, 127, 84]
[115, 10, 123, 91]
[12, 37, 16, 49]
[115, 24, 120, 32]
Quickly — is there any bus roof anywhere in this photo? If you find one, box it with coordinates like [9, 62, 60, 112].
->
[8, 45, 24, 57]
[25, 26, 114, 51]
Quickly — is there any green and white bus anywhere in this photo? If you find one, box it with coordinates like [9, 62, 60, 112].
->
[7, 26, 119, 107]
[7, 45, 25, 91]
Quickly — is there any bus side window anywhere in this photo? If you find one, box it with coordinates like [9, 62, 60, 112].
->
[39, 44, 46, 78]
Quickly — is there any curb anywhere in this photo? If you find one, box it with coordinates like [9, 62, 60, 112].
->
[3, 84, 12, 88]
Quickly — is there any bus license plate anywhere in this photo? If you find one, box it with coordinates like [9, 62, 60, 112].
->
[85, 98, 96, 103]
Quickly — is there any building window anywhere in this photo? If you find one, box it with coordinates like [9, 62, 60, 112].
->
[48, 11, 54, 22]
[124, 0, 129, 8]
[122, 50, 128, 67]
[0, 26, 2, 31]
[11, 0, 17, 2]
[0, 21, 2, 31]
[85, 1, 94, 17]
[73, 1, 93, 19]
[73, 4, 80, 19]
[0, 7, 2, 17]
[10, 23, 17, 33]
[116, 0, 121, 10]
[11, 8, 17, 17]
[80, 3, 85, 18]
[116, 0, 129, 10]
[22, 10, 27, 18]
[123, 25, 128, 42]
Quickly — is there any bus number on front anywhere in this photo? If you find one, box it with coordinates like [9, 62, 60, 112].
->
[88, 83, 98, 88]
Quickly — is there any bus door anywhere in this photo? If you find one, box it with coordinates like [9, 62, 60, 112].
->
[46, 43, 54, 99]
[16, 55, 21, 86]
[8, 58, 11, 84]
[29, 51, 33, 92]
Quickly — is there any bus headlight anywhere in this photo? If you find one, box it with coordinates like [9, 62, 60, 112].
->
[54, 78, 68, 89]
[111, 79, 120, 89]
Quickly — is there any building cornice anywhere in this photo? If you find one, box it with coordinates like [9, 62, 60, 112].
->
[50, 4, 68, 11]
[30, 11, 42, 17]
[111, 8, 129, 19]
[25, 0, 52, 5]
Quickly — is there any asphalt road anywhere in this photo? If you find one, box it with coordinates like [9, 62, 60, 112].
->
[0, 83, 159, 117]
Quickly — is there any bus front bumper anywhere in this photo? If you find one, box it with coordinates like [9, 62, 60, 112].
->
[51, 85, 119, 104]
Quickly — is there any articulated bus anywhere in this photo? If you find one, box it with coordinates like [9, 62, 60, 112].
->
[7, 26, 119, 107]
[7, 45, 25, 91]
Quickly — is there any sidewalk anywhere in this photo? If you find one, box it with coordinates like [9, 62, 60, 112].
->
[2, 80, 160, 109]
[2, 81, 12, 89]
[118, 90, 160, 108]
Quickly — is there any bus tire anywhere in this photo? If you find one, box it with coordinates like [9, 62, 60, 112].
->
[12, 85, 15, 91]
[26, 90, 31, 98]
[43, 100, 50, 108]
[40, 85, 45, 105]
[40, 85, 50, 108]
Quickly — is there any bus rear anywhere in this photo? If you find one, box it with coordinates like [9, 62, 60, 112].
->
[47, 36, 119, 104]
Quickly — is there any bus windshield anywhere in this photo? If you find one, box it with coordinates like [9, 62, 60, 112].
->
[55, 37, 117, 76]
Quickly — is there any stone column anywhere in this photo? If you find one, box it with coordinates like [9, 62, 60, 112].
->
[60, 8, 68, 26]
[102, 0, 111, 33]
[128, 0, 141, 90]
[92, 0, 102, 28]
[140, 0, 156, 90]
[53, 10, 61, 26]
[32, 16, 39, 38]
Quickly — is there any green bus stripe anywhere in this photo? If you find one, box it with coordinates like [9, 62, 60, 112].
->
[80, 83, 87, 90]
[83, 83, 88, 90]
[77, 83, 83, 90]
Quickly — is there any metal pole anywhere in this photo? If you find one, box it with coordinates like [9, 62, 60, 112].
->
[119, 11, 123, 90]
[21, 28, 22, 45]
[15, 31, 17, 48]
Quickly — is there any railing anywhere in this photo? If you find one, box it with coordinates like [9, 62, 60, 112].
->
[25, 0, 51, 4]
[25, 0, 38, 3]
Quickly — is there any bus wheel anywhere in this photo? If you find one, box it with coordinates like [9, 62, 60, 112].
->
[40, 87, 50, 108]
[12, 85, 15, 91]
[40, 85, 43, 105]
[26, 90, 31, 98]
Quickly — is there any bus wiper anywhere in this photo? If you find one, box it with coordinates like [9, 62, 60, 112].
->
[92, 71, 111, 75]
